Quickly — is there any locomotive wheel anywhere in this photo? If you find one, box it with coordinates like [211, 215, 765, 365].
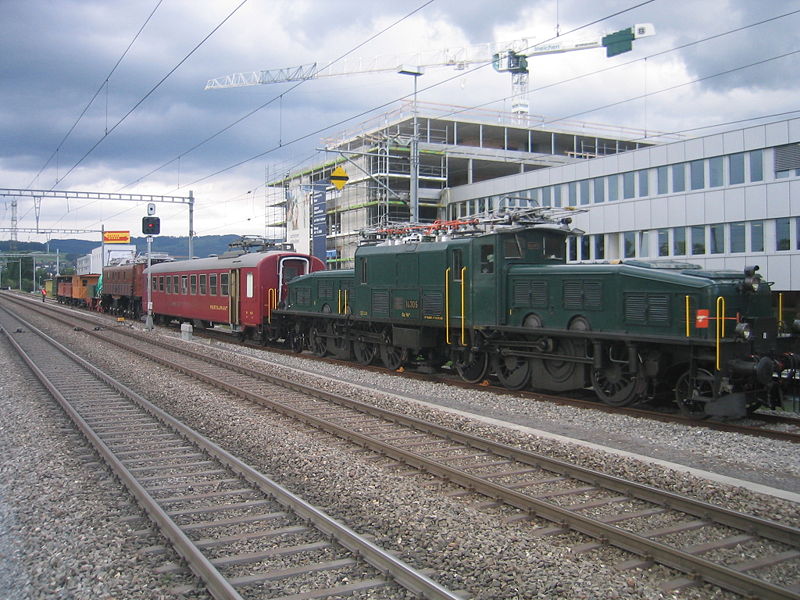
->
[454, 349, 489, 383]
[327, 323, 351, 360]
[309, 325, 327, 357]
[492, 352, 531, 390]
[591, 363, 646, 407]
[380, 344, 407, 371]
[353, 340, 377, 366]
[674, 368, 713, 419]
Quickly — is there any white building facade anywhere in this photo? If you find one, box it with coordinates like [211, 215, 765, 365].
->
[447, 118, 800, 295]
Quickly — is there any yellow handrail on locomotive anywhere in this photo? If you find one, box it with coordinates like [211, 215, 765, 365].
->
[460, 266, 467, 347]
[445, 267, 451, 345]
[684, 295, 691, 337]
[338, 289, 349, 314]
[715, 295, 726, 371]
[778, 292, 785, 332]
[267, 288, 278, 324]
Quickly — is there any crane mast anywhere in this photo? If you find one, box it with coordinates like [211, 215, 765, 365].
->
[205, 24, 655, 116]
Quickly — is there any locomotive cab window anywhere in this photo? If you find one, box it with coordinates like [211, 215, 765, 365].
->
[451, 249, 463, 281]
[480, 245, 494, 274]
[359, 258, 367, 284]
[503, 235, 522, 259]
[543, 233, 566, 260]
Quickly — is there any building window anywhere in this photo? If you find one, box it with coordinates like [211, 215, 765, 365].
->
[594, 235, 605, 260]
[638, 170, 649, 197]
[709, 156, 723, 187]
[776, 218, 791, 251]
[608, 174, 619, 202]
[541, 186, 551, 206]
[639, 231, 649, 257]
[568, 182, 577, 205]
[579, 179, 590, 205]
[552, 185, 562, 207]
[709, 224, 724, 253]
[691, 226, 705, 255]
[674, 227, 686, 255]
[568, 237, 578, 261]
[730, 222, 745, 253]
[623, 172, 635, 199]
[750, 149, 763, 182]
[729, 153, 745, 185]
[657, 166, 668, 194]
[593, 178, 604, 203]
[690, 160, 705, 190]
[672, 163, 686, 192]
[580, 235, 590, 260]
[751, 221, 764, 252]
[624, 231, 636, 258]
[658, 229, 669, 256]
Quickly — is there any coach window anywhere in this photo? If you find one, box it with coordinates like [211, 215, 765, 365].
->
[152, 276, 157, 292]
[179, 275, 187, 294]
[246, 272, 254, 298]
[199, 274, 207, 295]
[210, 273, 218, 295]
[159, 276, 164, 292]
[173, 275, 179, 293]
[220, 273, 229, 296]
[190, 274, 197, 294]
[165, 276, 172, 294]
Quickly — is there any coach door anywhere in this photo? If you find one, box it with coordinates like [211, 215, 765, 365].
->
[228, 269, 239, 324]
[277, 257, 310, 304]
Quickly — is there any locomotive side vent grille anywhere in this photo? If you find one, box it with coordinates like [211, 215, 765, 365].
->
[372, 290, 390, 316]
[513, 280, 531, 306]
[531, 281, 548, 307]
[624, 293, 671, 325]
[423, 291, 443, 317]
[319, 281, 333, 299]
[295, 287, 311, 306]
[564, 280, 601, 310]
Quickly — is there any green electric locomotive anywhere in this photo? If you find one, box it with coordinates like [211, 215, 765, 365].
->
[275, 209, 799, 418]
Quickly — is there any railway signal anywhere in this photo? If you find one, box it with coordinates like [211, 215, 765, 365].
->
[142, 216, 160, 235]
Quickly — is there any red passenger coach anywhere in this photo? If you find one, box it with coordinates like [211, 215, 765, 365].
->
[145, 244, 324, 340]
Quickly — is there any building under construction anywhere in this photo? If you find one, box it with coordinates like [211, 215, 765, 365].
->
[268, 101, 659, 268]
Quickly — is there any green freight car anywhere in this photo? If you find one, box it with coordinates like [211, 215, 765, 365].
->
[275, 210, 799, 418]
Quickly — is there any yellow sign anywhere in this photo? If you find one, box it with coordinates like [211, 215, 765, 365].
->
[103, 230, 131, 244]
[330, 166, 349, 191]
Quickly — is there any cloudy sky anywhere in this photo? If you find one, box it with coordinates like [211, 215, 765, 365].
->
[1, 0, 798, 243]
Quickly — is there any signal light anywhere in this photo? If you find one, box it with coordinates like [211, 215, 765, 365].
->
[142, 216, 160, 235]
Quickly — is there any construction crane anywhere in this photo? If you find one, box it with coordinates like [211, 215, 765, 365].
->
[205, 24, 655, 115]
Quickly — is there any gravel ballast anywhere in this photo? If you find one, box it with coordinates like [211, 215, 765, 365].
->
[1, 306, 798, 599]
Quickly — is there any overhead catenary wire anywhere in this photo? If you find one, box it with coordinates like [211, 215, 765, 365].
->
[25, 0, 164, 190]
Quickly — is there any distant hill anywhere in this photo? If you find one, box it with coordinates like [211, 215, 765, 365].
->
[0, 235, 244, 260]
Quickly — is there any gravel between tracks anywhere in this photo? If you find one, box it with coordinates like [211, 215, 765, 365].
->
[2, 309, 799, 599]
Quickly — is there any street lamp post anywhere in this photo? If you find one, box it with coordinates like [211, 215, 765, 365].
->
[398, 66, 423, 224]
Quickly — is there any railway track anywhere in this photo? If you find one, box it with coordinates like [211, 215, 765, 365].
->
[0, 304, 461, 600]
[6, 295, 799, 599]
[12, 291, 800, 443]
